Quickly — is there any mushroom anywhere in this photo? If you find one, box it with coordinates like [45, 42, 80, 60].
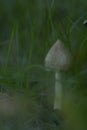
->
[45, 39, 71, 109]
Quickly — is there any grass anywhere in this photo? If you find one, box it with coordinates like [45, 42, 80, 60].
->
[0, 0, 87, 130]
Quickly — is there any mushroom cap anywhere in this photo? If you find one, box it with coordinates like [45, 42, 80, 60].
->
[45, 39, 71, 71]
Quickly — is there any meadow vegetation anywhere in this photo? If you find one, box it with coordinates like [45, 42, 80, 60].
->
[0, 0, 87, 129]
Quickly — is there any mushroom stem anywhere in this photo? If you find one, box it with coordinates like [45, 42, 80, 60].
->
[54, 72, 62, 110]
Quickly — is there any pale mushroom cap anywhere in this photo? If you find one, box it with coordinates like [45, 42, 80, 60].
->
[45, 39, 71, 71]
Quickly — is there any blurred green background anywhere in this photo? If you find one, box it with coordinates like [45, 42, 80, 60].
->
[0, 0, 87, 130]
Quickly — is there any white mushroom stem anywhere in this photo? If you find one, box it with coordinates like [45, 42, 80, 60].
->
[54, 72, 62, 110]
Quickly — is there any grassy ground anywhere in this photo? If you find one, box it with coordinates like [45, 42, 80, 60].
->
[0, 0, 87, 129]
